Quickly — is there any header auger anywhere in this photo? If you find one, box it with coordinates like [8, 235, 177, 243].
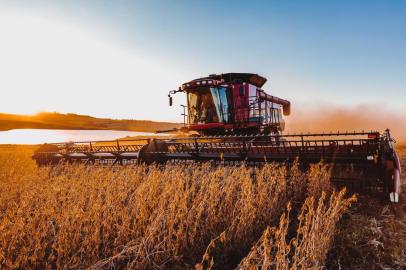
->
[33, 73, 402, 203]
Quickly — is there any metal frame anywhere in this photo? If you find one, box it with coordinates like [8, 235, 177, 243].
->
[34, 131, 381, 165]
[150, 132, 381, 164]
[33, 138, 149, 165]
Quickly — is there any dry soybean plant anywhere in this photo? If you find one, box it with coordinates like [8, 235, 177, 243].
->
[0, 148, 355, 270]
[235, 190, 356, 270]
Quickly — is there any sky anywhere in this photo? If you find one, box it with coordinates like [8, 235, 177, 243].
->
[0, 0, 405, 123]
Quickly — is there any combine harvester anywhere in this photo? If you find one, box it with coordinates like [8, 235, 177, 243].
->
[33, 73, 401, 202]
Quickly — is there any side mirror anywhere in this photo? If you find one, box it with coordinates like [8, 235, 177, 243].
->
[169, 96, 173, 106]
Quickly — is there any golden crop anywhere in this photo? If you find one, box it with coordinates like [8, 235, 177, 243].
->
[0, 148, 355, 269]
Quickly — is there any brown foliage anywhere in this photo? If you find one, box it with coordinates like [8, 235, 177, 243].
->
[236, 190, 356, 270]
[0, 148, 353, 269]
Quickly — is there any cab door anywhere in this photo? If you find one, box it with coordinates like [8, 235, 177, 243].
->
[232, 83, 249, 124]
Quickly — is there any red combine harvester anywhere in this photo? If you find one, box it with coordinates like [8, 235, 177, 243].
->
[33, 73, 401, 203]
[167, 73, 290, 136]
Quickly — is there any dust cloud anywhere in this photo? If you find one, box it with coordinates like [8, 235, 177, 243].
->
[285, 105, 406, 145]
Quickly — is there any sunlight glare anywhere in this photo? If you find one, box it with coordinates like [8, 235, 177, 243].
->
[0, 10, 185, 120]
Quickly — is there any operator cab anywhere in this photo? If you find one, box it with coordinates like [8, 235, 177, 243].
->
[187, 85, 230, 125]
[169, 73, 290, 136]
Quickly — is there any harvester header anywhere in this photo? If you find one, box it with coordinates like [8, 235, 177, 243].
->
[33, 72, 402, 203]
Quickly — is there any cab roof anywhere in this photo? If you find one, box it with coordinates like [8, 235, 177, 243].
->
[189, 73, 267, 88]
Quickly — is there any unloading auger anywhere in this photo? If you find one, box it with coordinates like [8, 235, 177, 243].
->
[33, 73, 401, 202]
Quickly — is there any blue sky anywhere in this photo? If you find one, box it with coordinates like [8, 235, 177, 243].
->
[0, 0, 405, 121]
